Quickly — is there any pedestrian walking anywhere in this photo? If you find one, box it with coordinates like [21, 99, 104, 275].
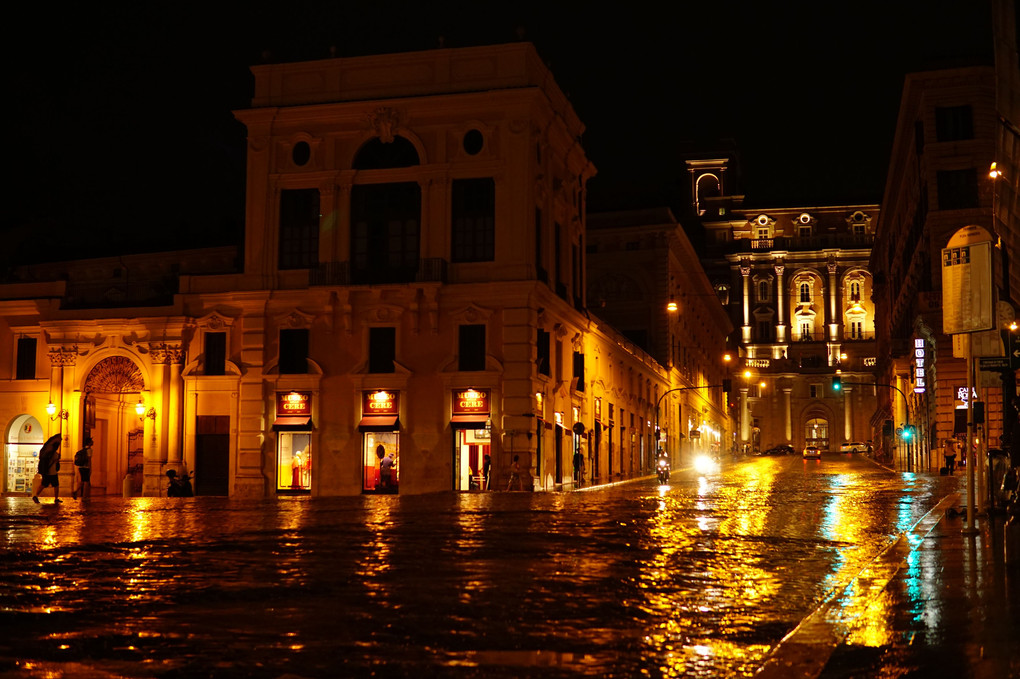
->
[482, 453, 492, 490]
[32, 434, 62, 504]
[506, 454, 522, 491]
[572, 447, 584, 488]
[72, 437, 93, 500]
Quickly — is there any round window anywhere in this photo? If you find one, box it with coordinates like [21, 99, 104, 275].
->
[463, 129, 484, 155]
[292, 141, 311, 166]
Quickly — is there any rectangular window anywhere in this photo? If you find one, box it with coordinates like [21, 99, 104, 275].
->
[935, 105, 974, 142]
[572, 351, 585, 392]
[451, 178, 495, 262]
[204, 332, 226, 376]
[801, 322, 812, 340]
[458, 324, 486, 371]
[16, 337, 36, 380]
[810, 384, 819, 398]
[537, 329, 551, 376]
[279, 189, 320, 270]
[758, 321, 771, 342]
[554, 222, 564, 298]
[279, 329, 309, 374]
[351, 183, 421, 284]
[535, 208, 547, 283]
[555, 339, 564, 383]
[368, 327, 396, 374]
[937, 168, 979, 210]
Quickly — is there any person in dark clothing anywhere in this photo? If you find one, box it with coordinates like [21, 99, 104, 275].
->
[33, 434, 62, 504]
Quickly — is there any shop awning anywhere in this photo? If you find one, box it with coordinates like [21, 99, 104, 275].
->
[359, 415, 399, 432]
[450, 415, 489, 429]
[273, 416, 313, 431]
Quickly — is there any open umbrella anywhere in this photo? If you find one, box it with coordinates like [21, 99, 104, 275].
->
[39, 434, 62, 457]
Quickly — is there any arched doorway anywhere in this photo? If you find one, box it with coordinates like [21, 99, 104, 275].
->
[4, 415, 44, 494]
[805, 417, 829, 451]
[82, 356, 145, 496]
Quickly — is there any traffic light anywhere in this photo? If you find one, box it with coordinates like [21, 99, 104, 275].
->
[900, 425, 914, 442]
[832, 375, 841, 392]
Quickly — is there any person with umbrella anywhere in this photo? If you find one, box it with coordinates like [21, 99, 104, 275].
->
[32, 433, 62, 504]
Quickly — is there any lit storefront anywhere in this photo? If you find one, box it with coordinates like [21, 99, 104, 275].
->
[4, 415, 44, 494]
[451, 388, 491, 490]
[273, 391, 313, 494]
[360, 390, 400, 493]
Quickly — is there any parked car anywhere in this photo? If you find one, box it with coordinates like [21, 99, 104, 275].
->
[803, 445, 821, 460]
[840, 441, 867, 454]
[757, 444, 795, 456]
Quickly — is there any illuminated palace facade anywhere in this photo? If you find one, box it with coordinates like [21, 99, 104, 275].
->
[695, 159, 879, 453]
[0, 43, 728, 497]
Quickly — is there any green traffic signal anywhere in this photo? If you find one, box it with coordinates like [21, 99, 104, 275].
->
[832, 376, 841, 391]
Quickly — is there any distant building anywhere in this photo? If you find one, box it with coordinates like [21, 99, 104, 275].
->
[871, 65, 1001, 469]
[0, 43, 681, 497]
[695, 157, 879, 454]
[587, 207, 734, 462]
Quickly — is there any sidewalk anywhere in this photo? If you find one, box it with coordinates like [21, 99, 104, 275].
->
[756, 481, 1020, 679]
[817, 498, 1020, 678]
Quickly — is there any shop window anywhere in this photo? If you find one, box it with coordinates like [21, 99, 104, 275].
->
[279, 188, 319, 270]
[351, 183, 421, 284]
[204, 332, 226, 376]
[16, 337, 36, 380]
[364, 432, 399, 492]
[277, 431, 311, 492]
[458, 324, 486, 371]
[279, 328, 309, 374]
[369, 327, 396, 373]
[537, 329, 551, 376]
[451, 178, 495, 262]
[937, 168, 979, 210]
[935, 105, 974, 142]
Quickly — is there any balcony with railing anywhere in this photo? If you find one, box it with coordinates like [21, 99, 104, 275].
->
[727, 233, 875, 254]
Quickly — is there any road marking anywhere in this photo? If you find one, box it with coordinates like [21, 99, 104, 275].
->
[753, 492, 960, 679]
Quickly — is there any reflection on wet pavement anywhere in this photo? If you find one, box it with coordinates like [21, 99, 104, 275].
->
[0, 454, 958, 677]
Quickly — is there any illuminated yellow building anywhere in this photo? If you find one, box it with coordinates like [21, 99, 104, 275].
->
[695, 158, 879, 453]
[0, 43, 718, 497]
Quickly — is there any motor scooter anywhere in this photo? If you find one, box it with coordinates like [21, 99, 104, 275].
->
[166, 469, 194, 497]
[656, 456, 670, 484]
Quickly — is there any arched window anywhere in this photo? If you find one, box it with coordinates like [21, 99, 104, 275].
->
[695, 173, 721, 215]
[352, 136, 420, 169]
[850, 281, 861, 301]
[805, 417, 829, 449]
[800, 282, 811, 303]
[758, 280, 769, 302]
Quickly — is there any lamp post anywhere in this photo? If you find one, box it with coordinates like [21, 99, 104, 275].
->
[654, 384, 725, 461]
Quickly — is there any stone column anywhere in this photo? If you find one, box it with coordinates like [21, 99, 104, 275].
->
[740, 387, 750, 445]
[783, 387, 793, 442]
[167, 345, 185, 465]
[740, 263, 752, 344]
[843, 385, 853, 442]
[775, 262, 787, 343]
[827, 260, 839, 342]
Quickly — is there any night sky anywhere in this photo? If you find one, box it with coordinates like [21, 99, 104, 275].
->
[4, 1, 994, 265]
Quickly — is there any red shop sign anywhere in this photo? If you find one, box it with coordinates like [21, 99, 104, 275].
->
[363, 390, 399, 416]
[452, 388, 490, 416]
[277, 391, 312, 416]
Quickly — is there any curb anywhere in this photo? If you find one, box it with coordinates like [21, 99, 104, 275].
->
[753, 491, 961, 679]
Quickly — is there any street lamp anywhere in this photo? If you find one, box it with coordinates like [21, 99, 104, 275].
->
[46, 402, 69, 422]
[135, 399, 156, 422]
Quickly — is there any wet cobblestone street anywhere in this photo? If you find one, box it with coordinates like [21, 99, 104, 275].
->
[0, 454, 959, 678]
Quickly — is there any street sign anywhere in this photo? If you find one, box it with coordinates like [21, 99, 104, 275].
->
[1011, 332, 1020, 370]
[980, 356, 1011, 371]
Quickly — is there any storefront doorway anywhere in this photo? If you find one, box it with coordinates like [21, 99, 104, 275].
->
[4, 415, 44, 494]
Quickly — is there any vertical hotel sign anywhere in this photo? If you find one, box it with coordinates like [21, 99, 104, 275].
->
[913, 339, 926, 394]
[942, 226, 994, 334]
